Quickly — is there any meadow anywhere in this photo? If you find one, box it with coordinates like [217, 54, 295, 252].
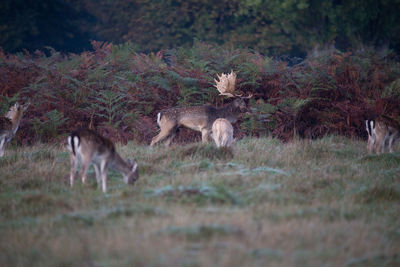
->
[0, 136, 399, 266]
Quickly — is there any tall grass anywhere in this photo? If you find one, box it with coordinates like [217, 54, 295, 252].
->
[0, 137, 399, 266]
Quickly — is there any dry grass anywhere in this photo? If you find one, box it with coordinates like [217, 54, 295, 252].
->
[0, 137, 399, 266]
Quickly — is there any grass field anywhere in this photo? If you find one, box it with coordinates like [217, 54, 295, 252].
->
[0, 136, 399, 266]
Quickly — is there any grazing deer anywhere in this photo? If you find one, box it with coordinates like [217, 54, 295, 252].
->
[0, 102, 30, 157]
[150, 71, 251, 147]
[366, 115, 400, 154]
[212, 118, 234, 148]
[67, 128, 138, 193]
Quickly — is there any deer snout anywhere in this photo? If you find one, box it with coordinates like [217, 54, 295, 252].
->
[125, 172, 139, 184]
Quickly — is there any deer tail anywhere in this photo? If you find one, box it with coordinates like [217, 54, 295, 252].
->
[157, 112, 162, 127]
[366, 119, 375, 137]
[67, 132, 80, 156]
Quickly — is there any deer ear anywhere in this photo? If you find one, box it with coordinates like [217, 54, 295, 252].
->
[22, 102, 30, 111]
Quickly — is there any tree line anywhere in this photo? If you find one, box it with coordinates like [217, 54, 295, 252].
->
[1, 0, 400, 56]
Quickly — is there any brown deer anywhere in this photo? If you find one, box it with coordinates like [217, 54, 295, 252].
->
[366, 115, 400, 154]
[212, 118, 234, 148]
[67, 128, 138, 193]
[0, 102, 30, 157]
[150, 71, 251, 147]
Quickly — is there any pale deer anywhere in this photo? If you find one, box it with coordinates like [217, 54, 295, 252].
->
[150, 71, 251, 147]
[67, 128, 138, 193]
[212, 118, 234, 148]
[366, 115, 400, 154]
[0, 102, 30, 157]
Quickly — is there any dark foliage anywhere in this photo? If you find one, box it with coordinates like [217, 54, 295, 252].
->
[0, 42, 399, 145]
[0, 0, 94, 53]
[1, 0, 400, 56]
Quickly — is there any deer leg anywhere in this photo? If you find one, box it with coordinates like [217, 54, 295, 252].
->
[394, 133, 400, 151]
[380, 139, 387, 154]
[388, 132, 400, 153]
[388, 134, 394, 153]
[375, 140, 383, 154]
[367, 135, 375, 154]
[69, 153, 79, 188]
[382, 134, 390, 154]
[100, 160, 108, 193]
[164, 130, 177, 147]
[220, 134, 227, 147]
[150, 124, 176, 147]
[201, 128, 211, 143]
[230, 138, 236, 147]
[0, 137, 5, 157]
[150, 130, 170, 147]
[79, 155, 92, 184]
[93, 164, 101, 188]
[374, 132, 385, 154]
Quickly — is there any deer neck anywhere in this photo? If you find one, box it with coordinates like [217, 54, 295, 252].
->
[109, 152, 131, 175]
[9, 111, 24, 135]
[215, 102, 240, 123]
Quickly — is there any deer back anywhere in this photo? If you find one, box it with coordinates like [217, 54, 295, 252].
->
[159, 105, 216, 131]
[68, 128, 115, 159]
[159, 98, 247, 130]
[379, 115, 400, 134]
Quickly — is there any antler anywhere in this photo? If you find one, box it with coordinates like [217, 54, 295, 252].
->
[214, 71, 254, 99]
[214, 70, 241, 98]
[241, 93, 253, 99]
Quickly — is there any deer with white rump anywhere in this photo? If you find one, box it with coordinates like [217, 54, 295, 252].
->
[0, 102, 30, 157]
[67, 128, 138, 193]
[150, 71, 251, 147]
[366, 115, 400, 154]
[212, 118, 235, 148]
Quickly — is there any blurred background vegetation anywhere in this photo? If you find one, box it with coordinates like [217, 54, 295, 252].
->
[1, 0, 400, 57]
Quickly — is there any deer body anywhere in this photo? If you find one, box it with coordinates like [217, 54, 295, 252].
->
[0, 102, 29, 157]
[212, 118, 234, 148]
[67, 128, 138, 192]
[366, 115, 400, 154]
[150, 98, 246, 147]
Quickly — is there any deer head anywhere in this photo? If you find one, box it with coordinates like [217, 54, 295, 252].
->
[6, 102, 30, 121]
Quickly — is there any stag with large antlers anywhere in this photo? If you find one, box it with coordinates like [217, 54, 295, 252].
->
[150, 71, 251, 147]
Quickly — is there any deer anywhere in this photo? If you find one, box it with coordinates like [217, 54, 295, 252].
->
[67, 128, 139, 193]
[0, 102, 30, 157]
[212, 118, 235, 148]
[150, 71, 252, 147]
[366, 115, 400, 154]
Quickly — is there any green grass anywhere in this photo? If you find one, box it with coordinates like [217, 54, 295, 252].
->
[0, 137, 399, 266]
